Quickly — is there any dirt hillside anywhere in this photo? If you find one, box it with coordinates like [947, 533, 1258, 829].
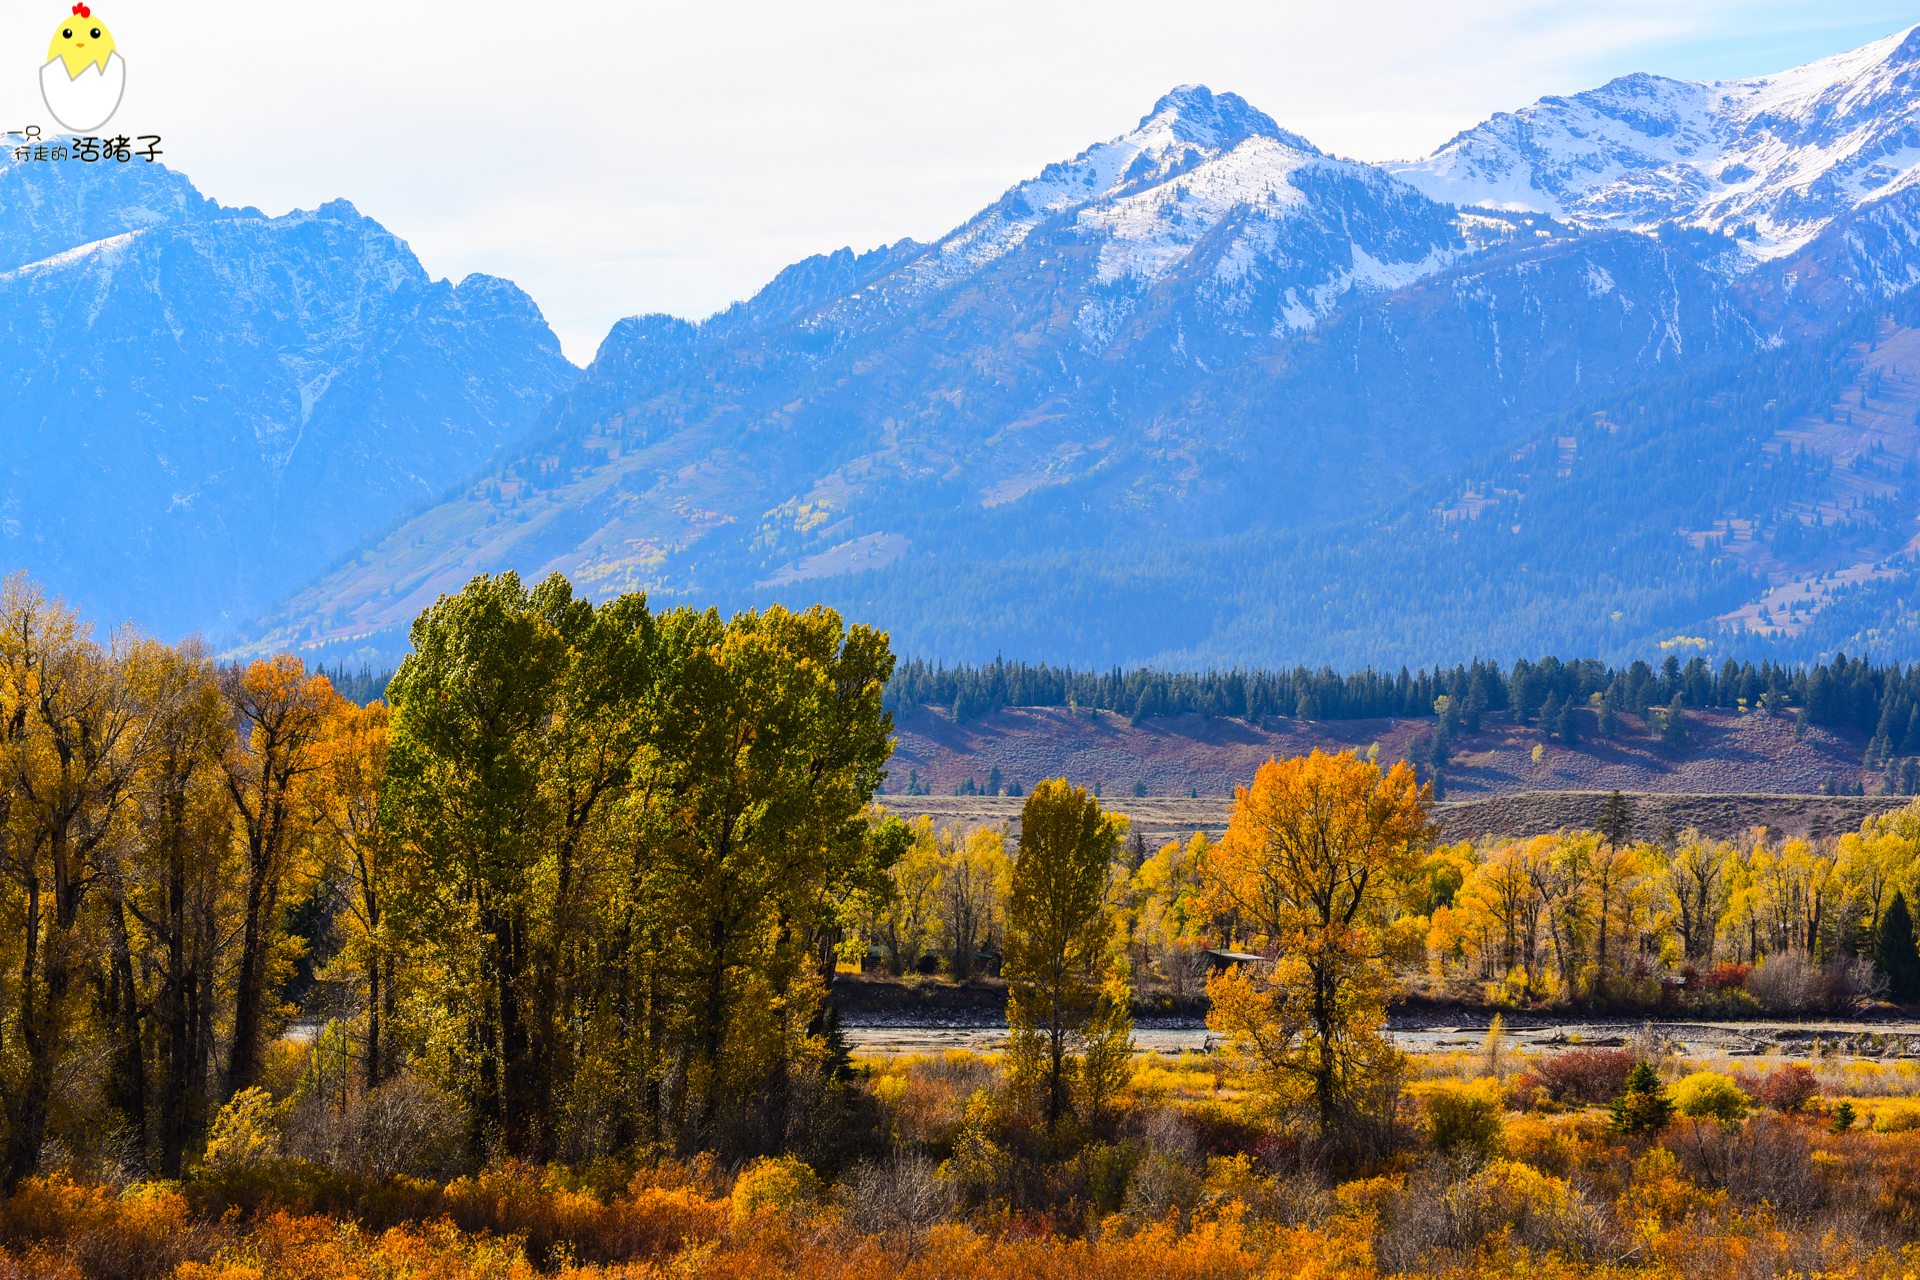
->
[886, 704, 1874, 802]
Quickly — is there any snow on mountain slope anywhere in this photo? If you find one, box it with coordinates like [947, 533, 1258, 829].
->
[0, 152, 248, 272]
[1388, 26, 1920, 260]
[819, 86, 1466, 344]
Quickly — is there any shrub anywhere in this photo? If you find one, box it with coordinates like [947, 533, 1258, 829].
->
[1080, 1142, 1142, 1216]
[1871, 1100, 1920, 1133]
[1670, 1072, 1750, 1123]
[1122, 1152, 1202, 1228]
[204, 1087, 279, 1172]
[1830, 1101, 1857, 1134]
[1664, 1115, 1823, 1218]
[1709, 962, 1754, 989]
[1609, 1062, 1673, 1135]
[730, 1155, 822, 1225]
[442, 1160, 608, 1266]
[837, 1152, 947, 1245]
[1747, 953, 1824, 1013]
[1754, 1063, 1819, 1114]
[1747, 952, 1885, 1012]
[1422, 1080, 1505, 1158]
[1682, 985, 1762, 1018]
[1522, 1048, 1635, 1104]
[0, 1175, 224, 1279]
[1372, 1158, 1602, 1271]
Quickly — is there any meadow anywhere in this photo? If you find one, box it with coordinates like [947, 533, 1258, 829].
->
[12, 1033, 1920, 1279]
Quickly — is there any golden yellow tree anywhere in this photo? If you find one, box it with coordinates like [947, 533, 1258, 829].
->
[220, 654, 343, 1097]
[1127, 832, 1211, 1007]
[935, 825, 1010, 975]
[0, 577, 158, 1177]
[1201, 749, 1431, 1139]
[312, 697, 396, 1091]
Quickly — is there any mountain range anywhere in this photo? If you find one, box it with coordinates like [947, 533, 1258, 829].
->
[0, 159, 575, 637]
[13, 28, 1920, 668]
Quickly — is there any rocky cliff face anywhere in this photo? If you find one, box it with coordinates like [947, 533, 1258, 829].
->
[0, 160, 576, 637]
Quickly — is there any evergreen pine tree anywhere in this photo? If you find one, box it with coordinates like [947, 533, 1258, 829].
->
[1877, 891, 1920, 1003]
[1464, 674, 1488, 732]
[1537, 691, 1563, 743]
[1561, 696, 1582, 747]
[1661, 695, 1690, 753]
[813, 1001, 856, 1082]
[1609, 1061, 1674, 1134]
[1599, 790, 1633, 850]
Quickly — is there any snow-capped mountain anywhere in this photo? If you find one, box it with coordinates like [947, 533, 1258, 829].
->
[0, 157, 575, 638]
[1389, 25, 1920, 261]
[0, 154, 239, 272]
[238, 81, 1781, 667]
[812, 85, 1468, 345]
[61, 25, 1920, 668]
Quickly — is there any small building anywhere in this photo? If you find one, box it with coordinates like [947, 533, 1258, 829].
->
[1204, 949, 1265, 974]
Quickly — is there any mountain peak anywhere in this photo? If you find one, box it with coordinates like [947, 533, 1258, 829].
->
[1387, 24, 1920, 254]
[1136, 84, 1319, 155]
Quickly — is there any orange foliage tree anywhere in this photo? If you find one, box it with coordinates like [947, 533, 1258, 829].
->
[219, 654, 344, 1096]
[1201, 749, 1432, 1139]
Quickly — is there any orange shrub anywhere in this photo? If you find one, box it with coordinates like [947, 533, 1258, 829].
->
[0, 1174, 222, 1279]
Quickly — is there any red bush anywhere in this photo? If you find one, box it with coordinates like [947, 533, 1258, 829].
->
[1754, 1063, 1820, 1113]
[1710, 963, 1753, 990]
[1521, 1048, 1637, 1104]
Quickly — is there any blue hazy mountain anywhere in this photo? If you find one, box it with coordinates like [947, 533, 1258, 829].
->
[0, 157, 576, 637]
[148, 31, 1920, 665]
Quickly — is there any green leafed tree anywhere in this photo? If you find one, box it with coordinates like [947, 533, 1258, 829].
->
[1004, 779, 1129, 1135]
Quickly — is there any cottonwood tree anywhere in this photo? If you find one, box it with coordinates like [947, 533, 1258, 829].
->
[313, 698, 397, 1092]
[117, 637, 230, 1175]
[1202, 749, 1432, 1143]
[220, 654, 343, 1098]
[382, 572, 630, 1158]
[0, 578, 158, 1178]
[1004, 779, 1129, 1135]
[645, 603, 897, 1145]
[936, 826, 1009, 977]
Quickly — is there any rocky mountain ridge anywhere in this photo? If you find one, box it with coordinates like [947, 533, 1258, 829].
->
[0, 156, 577, 636]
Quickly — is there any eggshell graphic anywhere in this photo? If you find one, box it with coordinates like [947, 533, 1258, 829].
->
[41, 51, 124, 132]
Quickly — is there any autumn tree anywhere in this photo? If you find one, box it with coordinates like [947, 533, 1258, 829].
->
[0, 578, 157, 1178]
[220, 654, 342, 1098]
[1124, 832, 1212, 1008]
[382, 572, 643, 1157]
[312, 698, 396, 1091]
[119, 638, 232, 1175]
[936, 826, 1009, 976]
[874, 816, 942, 974]
[647, 604, 898, 1144]
[1004, 779, 1128, 1134]
[1202, 749, 1432, 1142]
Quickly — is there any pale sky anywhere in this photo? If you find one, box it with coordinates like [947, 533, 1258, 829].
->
[5, 1, 1910, 362]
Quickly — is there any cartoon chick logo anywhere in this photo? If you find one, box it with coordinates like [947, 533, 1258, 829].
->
[41, 3, 125, 133]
